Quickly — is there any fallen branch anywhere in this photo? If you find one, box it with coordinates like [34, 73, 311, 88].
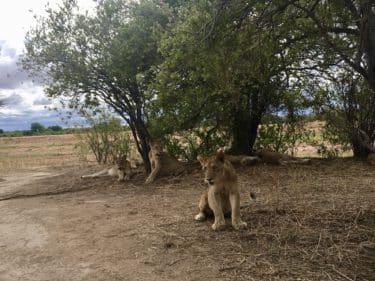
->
[330, 265, 354, 281]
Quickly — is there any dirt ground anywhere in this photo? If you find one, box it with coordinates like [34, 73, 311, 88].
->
[0, 158, 374, 281]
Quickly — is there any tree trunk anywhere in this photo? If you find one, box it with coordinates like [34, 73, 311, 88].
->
[136, 124, 151, 173]
[128, 120, 151, 173]
[364, 5, 375, 93]
[351, 128, 374, 160]
[119, 106, 151, 174]
[351, 138, 372, 159]
[229, 110, 260, 155]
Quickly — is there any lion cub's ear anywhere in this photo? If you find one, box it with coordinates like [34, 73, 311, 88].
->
[117, 155, 127, 165]
[216, 151, 225, 162]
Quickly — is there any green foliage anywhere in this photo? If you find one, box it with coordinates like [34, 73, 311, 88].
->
[255, 118, 311, 155]
[76, 113, 131, 164]
[21, 0, 173, 171]
[161, 127, 230, 161]
[311, 72, 374, 158]
[47, 125, 63, 132]
[0, 129, 3, 134]
[0, 127, 84, 137]
[19, 0, 375, 160]
[30, 122, 45, 134]
[150, 0, 308, 154]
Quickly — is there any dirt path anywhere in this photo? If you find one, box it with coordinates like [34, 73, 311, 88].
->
[0, 168, 64, 198]
[0, 161, 374, 280]
[0, 167, 223, 281]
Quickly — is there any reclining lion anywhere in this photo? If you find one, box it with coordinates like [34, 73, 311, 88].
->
[145, 141, 186, 184]
[224, 154, 260, 166]
[256, 149, 311, 165]
[81, 155, 132, 181]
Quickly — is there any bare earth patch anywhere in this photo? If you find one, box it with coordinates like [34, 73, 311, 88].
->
[0, 159, 374, 281]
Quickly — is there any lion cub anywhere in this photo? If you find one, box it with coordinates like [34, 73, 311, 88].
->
[145, 141, 185, 184]
[196, 152, 247, 231]
[81, 155, 132, 181]
[256, 149, 310, 165]
[224, 154, 260, 166]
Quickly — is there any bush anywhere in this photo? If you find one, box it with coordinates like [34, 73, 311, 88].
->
[311, 121, 351, 158]
[76, 113, 131, 164]
[162, 127, 230, 161]
[255, 118, 311, 155]
[47, 125, 63, 132]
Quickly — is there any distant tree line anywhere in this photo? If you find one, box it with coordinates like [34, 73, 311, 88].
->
[21, 0, 375, 170]
[0, 123, 78, 137]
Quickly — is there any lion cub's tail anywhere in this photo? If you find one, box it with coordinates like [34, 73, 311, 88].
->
[240, 192, 257, 209]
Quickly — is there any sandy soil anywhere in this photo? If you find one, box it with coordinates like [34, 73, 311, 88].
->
[0, 160, 374, 281]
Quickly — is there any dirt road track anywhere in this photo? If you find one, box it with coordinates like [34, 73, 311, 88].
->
[0, 167, 221, 281]
[0, 161, 374, 280]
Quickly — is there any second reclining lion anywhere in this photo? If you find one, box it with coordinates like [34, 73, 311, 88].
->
[256, 149, 311, 165]
[145, 141, 187, 184]
[81, 155, 133, 181]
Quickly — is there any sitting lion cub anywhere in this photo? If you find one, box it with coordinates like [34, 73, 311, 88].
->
[145, 141, 185, 184]
[196, 151, 247, 231]
[81, 155, 132, 181]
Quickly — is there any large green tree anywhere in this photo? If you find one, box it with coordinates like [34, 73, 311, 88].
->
[22, 0, 170, 171]
[152, 0, 304, 155]
[214, 0, 375, 158]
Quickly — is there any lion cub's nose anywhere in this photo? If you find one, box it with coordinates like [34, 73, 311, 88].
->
[205, 178, 214, 185]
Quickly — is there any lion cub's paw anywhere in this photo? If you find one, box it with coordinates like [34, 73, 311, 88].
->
[194, 212, 206, 221]
[232, 221, 247, 230]
[212, 221, 226, 231]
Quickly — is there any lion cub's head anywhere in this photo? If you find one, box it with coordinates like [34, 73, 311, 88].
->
[116, 155, 129, 170]
[197, 151, 232, 185]
[149, 140, 164, 157]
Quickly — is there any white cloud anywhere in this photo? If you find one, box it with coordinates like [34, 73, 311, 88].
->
[0, 0, 95, 131]
[0, 0, 96, 51]
[33, 97, 52, 106]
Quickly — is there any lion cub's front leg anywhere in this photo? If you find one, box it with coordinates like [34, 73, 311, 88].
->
[145, 164, 160, 184]
[208, 187, 226, 231]
[117, 170, 125, 181]
[194, 193, 209, 221]
[230, 191, 247, 230]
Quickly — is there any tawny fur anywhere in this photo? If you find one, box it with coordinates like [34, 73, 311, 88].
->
[81, 155, 133, 181]
[145, 141, 185, 184]
[224, 154, 260, 166]
[256, 149, 311, 165]
[196, 152, 247, 231]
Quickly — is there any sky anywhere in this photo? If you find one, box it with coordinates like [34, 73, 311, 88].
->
[0, 0, 95, 131]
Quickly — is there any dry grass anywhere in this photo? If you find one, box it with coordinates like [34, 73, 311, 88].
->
[0, 134, 91, 171]
[149, 161, 375, 280]
[0, 135, 374, 280]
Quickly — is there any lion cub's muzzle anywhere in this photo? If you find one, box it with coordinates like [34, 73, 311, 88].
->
[205, 178, 214, 185]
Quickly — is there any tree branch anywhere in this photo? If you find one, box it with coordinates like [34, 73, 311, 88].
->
[292, 2, 369, 81]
